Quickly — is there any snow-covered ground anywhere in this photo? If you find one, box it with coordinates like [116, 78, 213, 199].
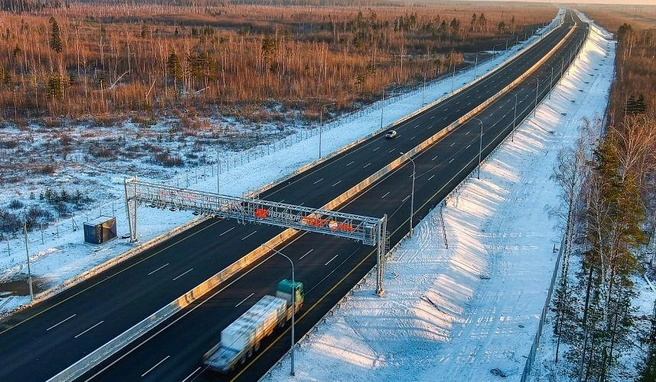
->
[259, 13, 638, 382]
[0, 14, 564, 316]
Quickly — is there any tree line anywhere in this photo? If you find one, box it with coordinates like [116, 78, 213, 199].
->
[0, 4, 551, 124]
[550, 20, 656, 381]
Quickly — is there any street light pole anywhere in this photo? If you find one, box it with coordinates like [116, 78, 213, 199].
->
[216, 144, 220, 194]
[262, 244, 296, 377]
[422, 72, 426, 106]
[472, 117, 483, 179]
[531, 76, 540, 116]
[509, 92, 518, 142]
[23, 214, 34, 301]
[399, 152, 416, 237]
[380, 89, 385, 129]
[319, 106, 323, 158]
[549, 66, 554, 99]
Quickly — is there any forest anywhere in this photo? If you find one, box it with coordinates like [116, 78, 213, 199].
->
[0, 1, 552, 125]
[549, 5, 656, 381]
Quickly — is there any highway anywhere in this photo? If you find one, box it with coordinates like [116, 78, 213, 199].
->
[0, 11, 587, 382]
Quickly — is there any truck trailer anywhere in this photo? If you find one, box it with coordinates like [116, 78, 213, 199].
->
[203, 279, 304, 372]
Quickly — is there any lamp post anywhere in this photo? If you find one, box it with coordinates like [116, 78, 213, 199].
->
[400, 152, 416, 237]
[422, 71, 426, 106]
[319, 102, 336, 159]
[262, 244, 296, 377]
[23, 213, 34, 301]
[380, 89, 385, 129]
[530, 75, 540, 116]
[509, 92, 519, 142]
[472, 117, 483, 179]
[474, 50, 486, 79]
[549, 66, 554, 99]
[216, 144, 220, 194]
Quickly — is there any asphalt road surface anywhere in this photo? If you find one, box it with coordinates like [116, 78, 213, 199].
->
[0, 11, 588, 382]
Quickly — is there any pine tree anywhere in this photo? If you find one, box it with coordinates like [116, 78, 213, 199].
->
[49, 17, 62, 53]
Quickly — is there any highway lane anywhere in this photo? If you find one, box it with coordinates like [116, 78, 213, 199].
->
[81, 13, 589, 382]
[0, 12, 582, 382]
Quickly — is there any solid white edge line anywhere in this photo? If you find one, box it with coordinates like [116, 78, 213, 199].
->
[47, 314, 76, 331]
[141, 355, 170, 377]
[75, 321, 104, 339]
[235, 292, 255, 308]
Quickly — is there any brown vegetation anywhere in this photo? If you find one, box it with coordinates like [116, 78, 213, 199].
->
[0, 2, 554, 124]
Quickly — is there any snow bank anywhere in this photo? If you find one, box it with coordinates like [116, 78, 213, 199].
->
[262, 13, 617, 382]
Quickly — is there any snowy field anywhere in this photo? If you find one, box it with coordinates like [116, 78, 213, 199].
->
[0, 12, 564, 316]
[260, 13, 641, 382]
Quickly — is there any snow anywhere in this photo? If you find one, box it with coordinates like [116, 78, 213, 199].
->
[0, 13, 565, 317]
[258, 12, 627, 382]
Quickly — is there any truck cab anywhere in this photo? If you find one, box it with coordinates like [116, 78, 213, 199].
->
[276, 279, 304, 312]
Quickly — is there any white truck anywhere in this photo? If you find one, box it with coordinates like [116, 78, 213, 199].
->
[203, 279, 304, 372]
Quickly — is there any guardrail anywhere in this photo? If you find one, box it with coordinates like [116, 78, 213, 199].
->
[46, 13, 572, 382]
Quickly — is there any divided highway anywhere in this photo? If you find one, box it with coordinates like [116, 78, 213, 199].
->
[0, 11, 588, 382]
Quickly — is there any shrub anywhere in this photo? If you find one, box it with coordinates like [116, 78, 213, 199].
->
[8, 199, 23, 209]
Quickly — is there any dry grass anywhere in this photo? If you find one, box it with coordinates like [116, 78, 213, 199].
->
[0, 2, 555, 124]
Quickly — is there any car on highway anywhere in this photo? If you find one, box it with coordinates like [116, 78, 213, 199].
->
[385, 130, 397, 139]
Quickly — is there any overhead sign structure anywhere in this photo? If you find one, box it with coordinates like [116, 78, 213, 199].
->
[124, 177, 389, 294]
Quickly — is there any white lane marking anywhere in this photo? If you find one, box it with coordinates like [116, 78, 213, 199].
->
[141, 355, 170, 377]
[148, 263, 170, 276]
[325, 254, 339, 266]
[241, 231, 257, 241]
[181, 367, 201, 382]
[84, 255, 271, 381]
[47, 314, 76, 331]
[313, 178, 323, 185]
[219, 227, 235, 237]
[363, 163, 371, 169]
[415, 124, 420, 129]
[300, 249, 314, 260]
[443, 117, 448, 120]
[346, 161, 355, 166]
[465, 131, 470, 135]
[430, 115, 435, 119]
[389, 149, 396, 153]
[466, 145, 471, 149]
[332, 180, 342, 187]
[75, 321, 104, 339]
[173, 268, 194, 281]
[428, 175, 435, 181]
[402, 195, 410, 203]
[432, 156, 438, 161]
[373, 146, 380, 151]
[235, 293, 255, 307]
[410, 136, 416, 140]
[381, 192, 390, 199]
[450, 142, 455, 147]
[449, 158, 455, 163]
